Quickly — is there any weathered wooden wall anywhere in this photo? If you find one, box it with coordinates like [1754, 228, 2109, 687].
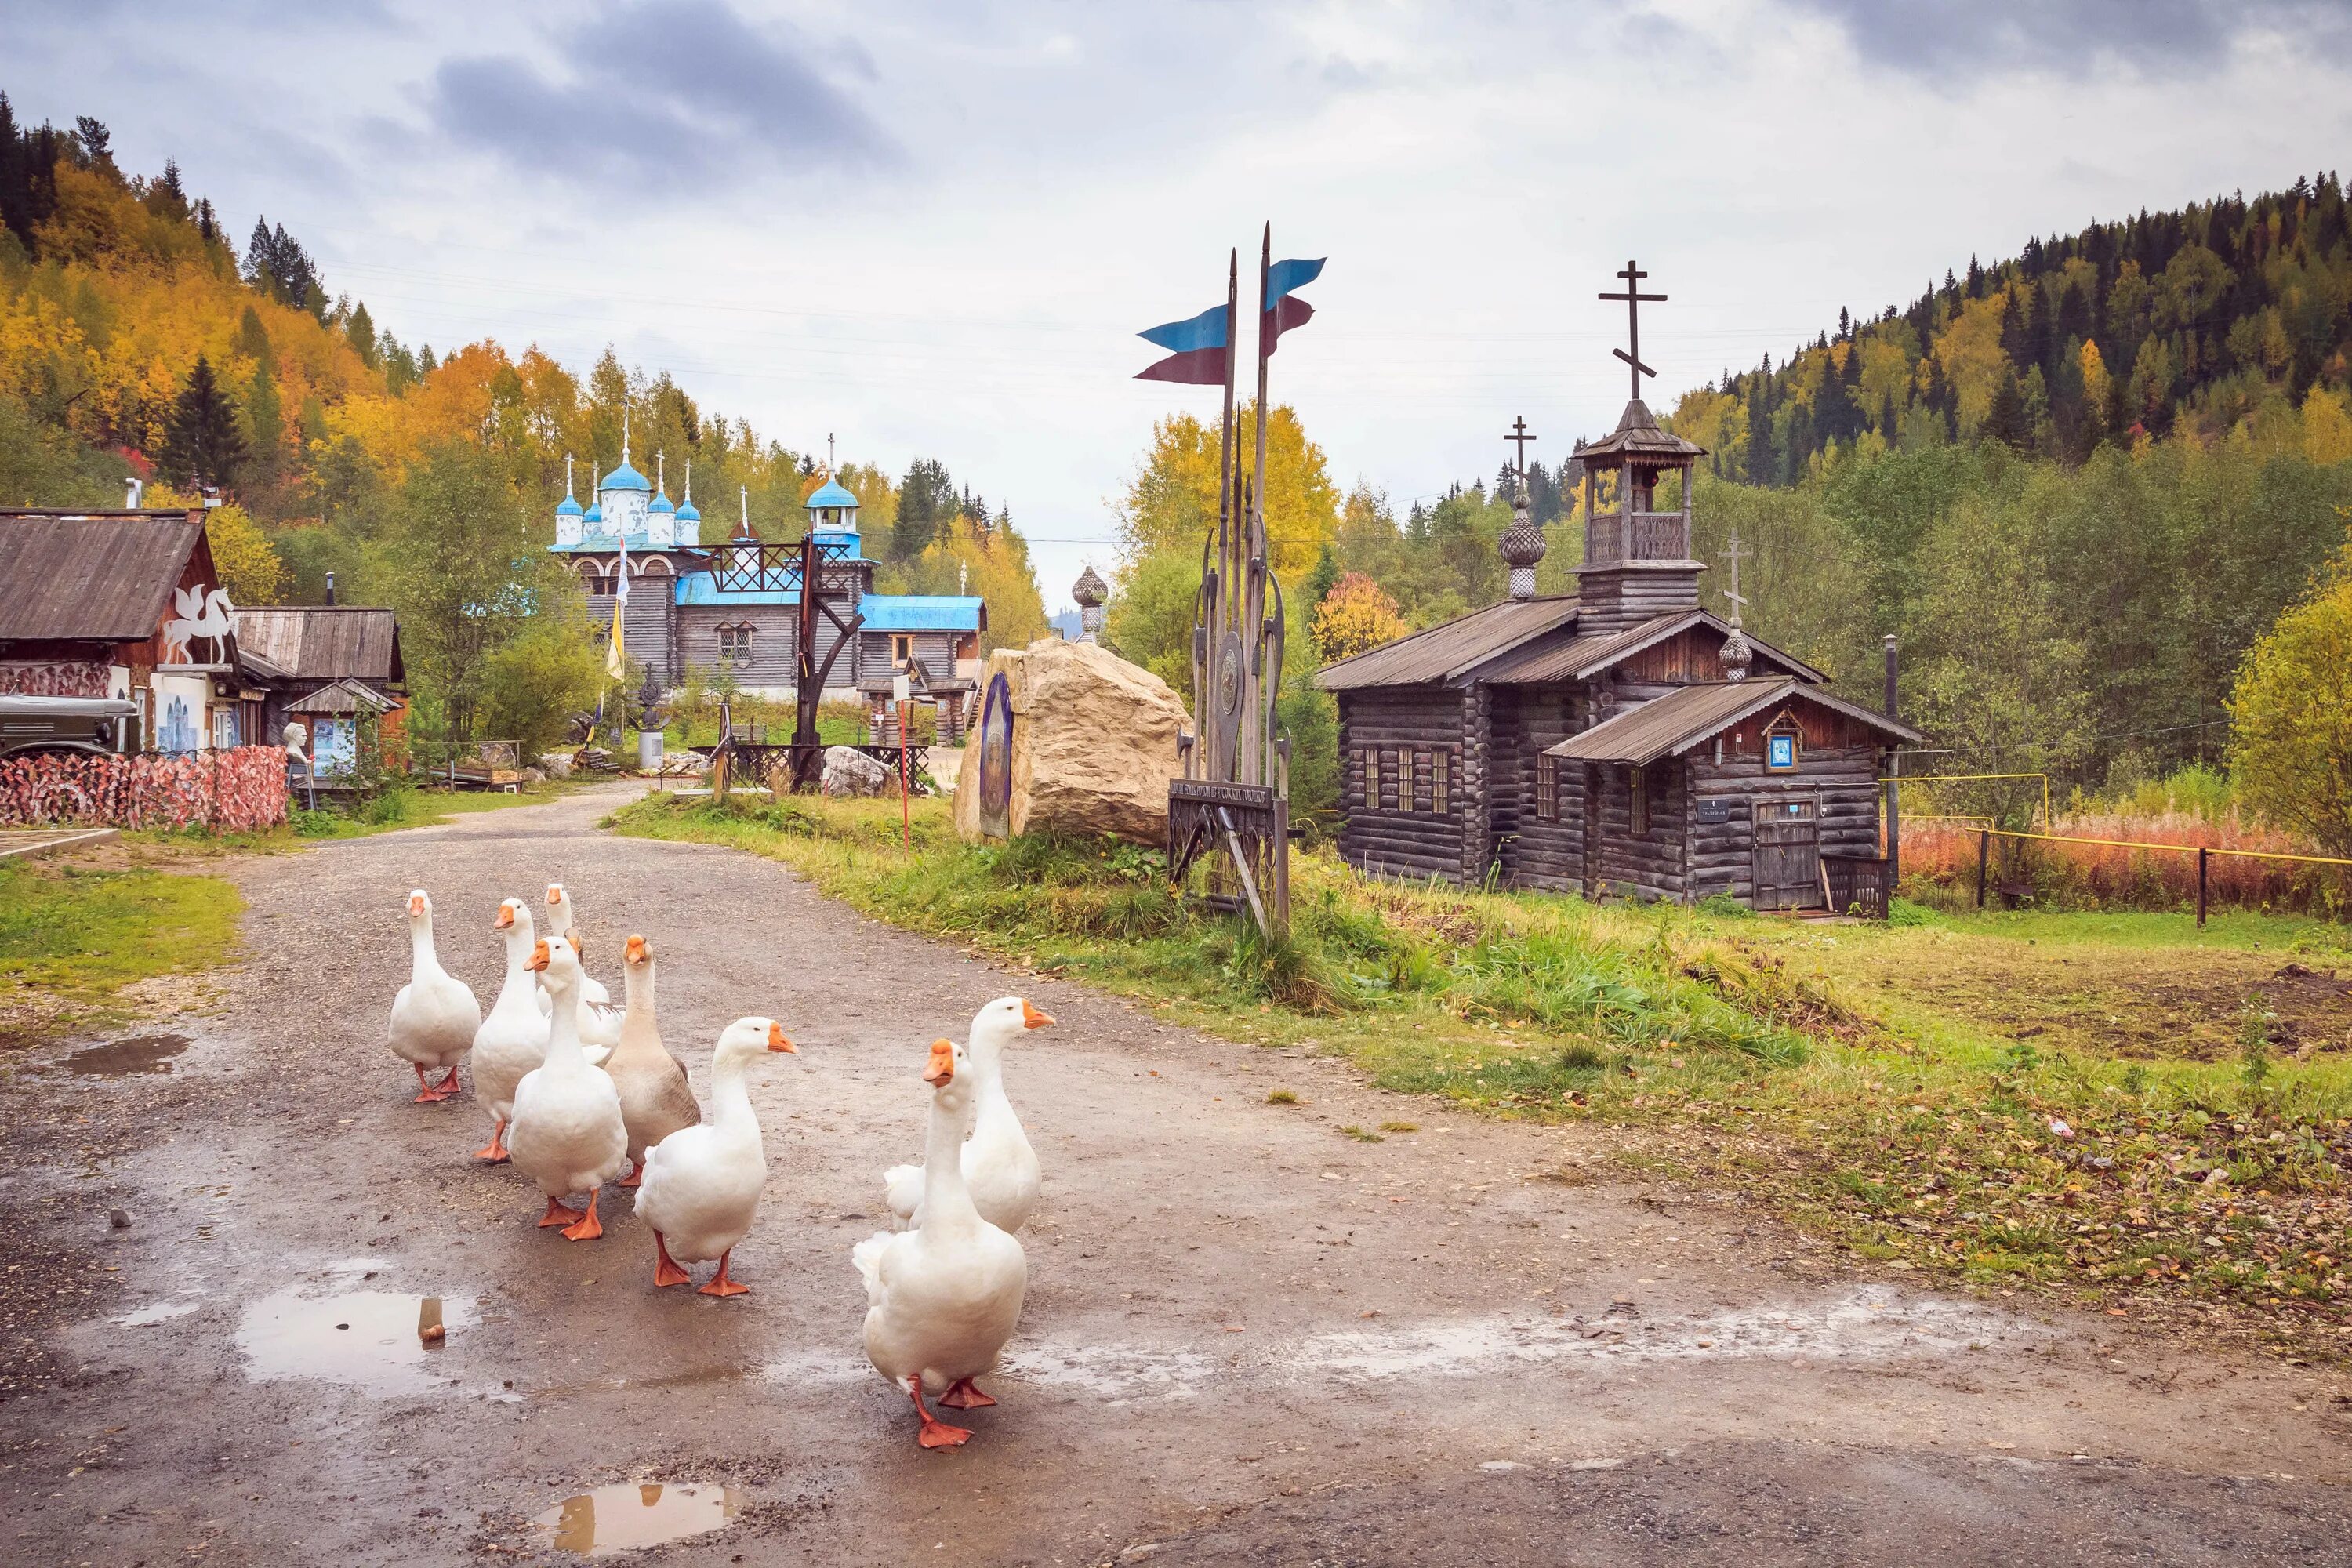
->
[1686, 742, 1884, 905]
[858, 630, 960, 675]
[1571, 565, 1701, 635]
[1334, 687, 1471, 883]
[1586, 759, 1690, 902]
[1488, 682, 1588, 891]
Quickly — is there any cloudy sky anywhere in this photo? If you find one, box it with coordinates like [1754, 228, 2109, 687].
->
[6, 0, 2347, 605]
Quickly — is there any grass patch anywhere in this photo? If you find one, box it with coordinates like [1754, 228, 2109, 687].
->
[0, 859, 242, 1043]
[1265, 1089, 1301, 1105]
[609, 789, 2352, 1343]
[1339, 1123, 1383, 1142]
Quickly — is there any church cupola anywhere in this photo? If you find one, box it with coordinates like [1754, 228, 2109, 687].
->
[805, 474, 862, 558]
[554, 453, 584, 546]
[647, 451, 677, 546]
[674, 461, 701, 545]
[598, 415, 653, 542]
[1497, 415, 1546, 601]
[1570, 260, 1708, 634]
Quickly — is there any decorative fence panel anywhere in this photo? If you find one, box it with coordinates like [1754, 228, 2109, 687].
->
[0, 746, 290, 831]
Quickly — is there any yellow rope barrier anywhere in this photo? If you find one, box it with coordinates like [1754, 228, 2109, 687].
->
[1979, 828, 2352, 869]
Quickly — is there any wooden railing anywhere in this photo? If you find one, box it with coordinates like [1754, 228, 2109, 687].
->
[1821, 853, 1892, 920]
[1581, 510, 1691, 565]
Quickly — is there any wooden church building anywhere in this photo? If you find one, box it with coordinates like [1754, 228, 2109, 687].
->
[1315, 294, 1918, 910]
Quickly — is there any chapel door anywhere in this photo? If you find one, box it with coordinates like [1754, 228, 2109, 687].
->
[1751, 796, 1821, 909]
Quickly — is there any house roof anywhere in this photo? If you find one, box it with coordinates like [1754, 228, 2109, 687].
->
[1544, 677, 1922, 766]
[1475, 608, 1827, 686]
[1313, 596, 1581, 691]
[1574, 397, 1708, 463]
[287, 677, 398, 717]
[858, 595, 986, 633]
[234, 606, 405, 684]
[0, 510, 206, 641]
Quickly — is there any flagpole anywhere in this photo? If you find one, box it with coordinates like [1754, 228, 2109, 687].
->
[1210, 248, 1238, 782]
[1242, 222, 1272, 787]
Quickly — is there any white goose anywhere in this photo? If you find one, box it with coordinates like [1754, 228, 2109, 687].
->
[855, 1038, 1028, 1448]
[884, 996, 1051, 1232]
[633, 1015, 797, 1297]
[607, 935, 700, 1189]
[472, 900, 557, 1161]
[387, 889, 480, 1102]
[544, 884, 622, 1051]
[506, 935, 631, 1240]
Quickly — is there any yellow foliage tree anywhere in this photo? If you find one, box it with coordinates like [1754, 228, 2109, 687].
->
[1311, 572, 1406, 660]
[895, 513, 1048, 655]
[146, 486, 285, 604]
[1118, 404, 1338, 578]
[2228, 541, 2352, 854]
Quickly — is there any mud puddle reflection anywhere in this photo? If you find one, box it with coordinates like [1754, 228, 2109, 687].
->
[66, 1033, 190, 1076]
[237, 1279, 476, 1396]
[535, 1483, 741, 1557]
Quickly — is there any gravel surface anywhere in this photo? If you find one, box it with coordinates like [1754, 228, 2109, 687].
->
[0, 782, 2344, 1566]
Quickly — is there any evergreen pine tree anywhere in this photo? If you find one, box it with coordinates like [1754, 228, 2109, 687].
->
[159, 355, 248, 488]
[344, 301, 379, 368]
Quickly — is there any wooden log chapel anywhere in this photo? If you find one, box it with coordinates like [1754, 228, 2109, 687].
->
[1313, 263, 1921, 912]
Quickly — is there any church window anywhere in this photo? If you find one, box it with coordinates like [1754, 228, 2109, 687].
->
[1431, 749, 1452, 816]
[892, 634, 915, 668]
[1535, 753, 1558, 821]
[717, 623, 753, 664]
[1380, 750, 1399, 810]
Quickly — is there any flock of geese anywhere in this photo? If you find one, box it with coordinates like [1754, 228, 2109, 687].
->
[387, 885, 1051, 1449]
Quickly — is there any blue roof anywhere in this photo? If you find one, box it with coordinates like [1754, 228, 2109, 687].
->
[805, 479, 858, 510]
[649, 492, 675, 514]
[556, 495, 583, 516]
[858, 594, 985, 632]
[583, 500, 603, 522]
[600, 460, 652, 492]
[676, 499, 700, 521]
[674, 575, 797, 606]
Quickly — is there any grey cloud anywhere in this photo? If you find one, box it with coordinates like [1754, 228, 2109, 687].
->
[428, 0, 894, 190]
[1789, 0, 2352, 77]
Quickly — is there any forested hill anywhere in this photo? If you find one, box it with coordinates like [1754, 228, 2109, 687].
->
[1668, 174, 2350, 481]
[0, 94, 1044, 646]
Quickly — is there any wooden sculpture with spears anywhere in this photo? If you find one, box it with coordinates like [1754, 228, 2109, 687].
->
[1135, 226, 1323, 938]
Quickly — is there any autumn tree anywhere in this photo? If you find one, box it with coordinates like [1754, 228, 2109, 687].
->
[1117, 403, 1338, 578]
[1311, 572, 1406, 660]
[2228, 545, 2352, 855]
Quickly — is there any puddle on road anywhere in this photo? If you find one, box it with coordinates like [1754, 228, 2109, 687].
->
[118, 1299, 200, 1327]
[67, 1033, 190, 1076]
[534, 1483, 741, 1558]
[236, 1284, 476, 1396]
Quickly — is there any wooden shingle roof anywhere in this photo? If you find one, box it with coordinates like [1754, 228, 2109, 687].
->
[235, 607, 405, 684]
[1475, 609, 1825, 686]
[1313, 596, 1581, 691]
[0, 510, 207, 641]
[1545, 678, 1922, 766]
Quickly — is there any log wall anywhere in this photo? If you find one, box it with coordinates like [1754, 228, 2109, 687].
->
[1335, 688, 1472, 883]
[1686, 741, 1885, 905]
[1489, 682, 1588, 891]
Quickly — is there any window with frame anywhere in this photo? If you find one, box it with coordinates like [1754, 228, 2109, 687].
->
[1535, 753, 1558, 821]
[1431, 748, 1452, 816]
[891, 633, 915, 668]
[1630, 764, 1650, 837]
[1353, 747, 1374, 807]
[717, 623, 753, 664]
[1380, 750, 1399, 810]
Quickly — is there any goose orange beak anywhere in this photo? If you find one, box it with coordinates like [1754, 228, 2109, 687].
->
[767, 1022, 796, 1054]
[1021, 1000, 1054, 1029]
[526, 939, 550, 972]
[408, 892, 426, 917]
[922, 1038, 955, 1085]
[494, 903, 515, 930]
[625, 935, 648, 964]
[546, 885, 562, 906]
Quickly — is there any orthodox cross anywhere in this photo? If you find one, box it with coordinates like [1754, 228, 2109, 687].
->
[1599, 259, 1666, 401]
[827, 432, 836, 474]
[1504, 415, 1537, 480]
[1720, 528, 1750, 626]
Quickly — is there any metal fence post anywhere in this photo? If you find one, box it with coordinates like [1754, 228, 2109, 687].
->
[2196, 846, 2209, 929]
[1976, 829, 1991, 909]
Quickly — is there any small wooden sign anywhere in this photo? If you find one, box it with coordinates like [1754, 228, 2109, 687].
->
[1697, 798, 1730, 824]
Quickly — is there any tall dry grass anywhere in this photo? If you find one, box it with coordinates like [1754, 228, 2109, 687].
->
[1904, 806, 2352, 916]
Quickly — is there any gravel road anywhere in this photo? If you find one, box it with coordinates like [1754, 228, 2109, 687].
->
[1, 782, 2344, 1566]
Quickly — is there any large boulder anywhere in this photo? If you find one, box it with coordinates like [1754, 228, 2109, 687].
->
[821, 745, 892, 797]
[953, 638, 1188, 846]
[536, 752, 574, 781]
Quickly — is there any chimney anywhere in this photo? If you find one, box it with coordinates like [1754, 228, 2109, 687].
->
[325, 570, 337, 606]
[124, 477, 144, 508]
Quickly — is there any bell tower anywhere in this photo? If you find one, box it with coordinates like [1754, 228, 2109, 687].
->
[1571, 260, 1708, 634]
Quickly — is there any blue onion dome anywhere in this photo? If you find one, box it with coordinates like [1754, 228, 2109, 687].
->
[649, 489, 676, 515]
[805, 477, 859, 510]
[600, 459, 652, 492]
[583, 498, 604, 524]
[675, 495, 700, 523]
[556, 493, 584, 517]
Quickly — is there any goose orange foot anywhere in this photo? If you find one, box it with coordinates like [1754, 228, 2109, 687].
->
[696, 1250, 748, 1298]
[537, 1196, 584, 1229]
[908, 1376, 971, 1449]
[938, 1378, 996, 1410]
[474, 1121, 510, 1163]
[433, 1065, 463, 1098]
[561, 1192, 604, 1242]
[619, 1160, 643, 1189]
[652, 1232, 692, 1288]
[412, 1064, 453, 1102]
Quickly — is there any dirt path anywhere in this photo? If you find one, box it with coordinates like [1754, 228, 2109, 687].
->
[2, 784, 2345, 1566]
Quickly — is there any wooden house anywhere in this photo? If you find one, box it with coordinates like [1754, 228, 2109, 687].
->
[234, 604, 407, 768]
[1315, 396, 1919, 911]
[0, 506, 249, 752]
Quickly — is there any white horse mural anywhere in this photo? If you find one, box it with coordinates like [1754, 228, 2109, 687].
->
[161, 586, 235, 665]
